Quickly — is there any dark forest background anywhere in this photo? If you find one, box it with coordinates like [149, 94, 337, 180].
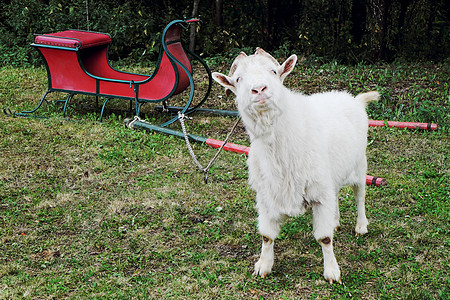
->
[1, 0, 449, 66]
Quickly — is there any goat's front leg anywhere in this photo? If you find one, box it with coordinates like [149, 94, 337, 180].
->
[313, 202, 342, 284]
[253, 214, 281, 278]
[253, 235, 274, 278]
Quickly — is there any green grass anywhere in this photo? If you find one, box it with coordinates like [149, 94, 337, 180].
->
[0, 60, 449, 299]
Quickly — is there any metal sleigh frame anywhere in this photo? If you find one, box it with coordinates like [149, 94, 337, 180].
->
[21, 18, 212, 126]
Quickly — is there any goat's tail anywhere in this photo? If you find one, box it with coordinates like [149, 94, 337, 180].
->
[356, 91, 380, 107]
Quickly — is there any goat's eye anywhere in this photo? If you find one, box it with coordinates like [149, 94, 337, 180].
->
[271, 70, 277, 75]
[236, 77, 241, 83]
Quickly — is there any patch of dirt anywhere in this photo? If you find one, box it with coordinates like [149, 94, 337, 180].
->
[216, 243, 251, 259]
[31, 249, 61, 260]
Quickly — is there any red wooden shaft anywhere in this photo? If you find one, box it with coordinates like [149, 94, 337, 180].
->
[369, 120, 438, 130]
[206, 138, 386, 186]
[365, 175, 387, 187]
[206, 138, 250, 155]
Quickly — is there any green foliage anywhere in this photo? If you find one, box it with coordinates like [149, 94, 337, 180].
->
[1, 0, 449, 66]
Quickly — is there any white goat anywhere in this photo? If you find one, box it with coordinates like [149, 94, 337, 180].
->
[212, 48, 379, 283]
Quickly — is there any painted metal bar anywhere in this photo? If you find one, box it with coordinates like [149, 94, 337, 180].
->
[3, 108, 49, 119]
[99, 98, 111, 122]
[127, 119, 207, 143]
[21, 91, 51, 114]
[182, 47, 213, 115]
[62, 93, 75, 117]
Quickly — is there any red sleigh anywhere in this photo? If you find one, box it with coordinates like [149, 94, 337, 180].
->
[21, 18, 211, 126]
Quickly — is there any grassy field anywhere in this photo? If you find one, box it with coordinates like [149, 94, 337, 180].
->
[0, 59, 448, 299]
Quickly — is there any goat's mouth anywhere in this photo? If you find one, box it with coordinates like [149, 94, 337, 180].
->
[252, 95, 271, 108]
[254, 98, 268, 105]
[245, 98, 276, 120]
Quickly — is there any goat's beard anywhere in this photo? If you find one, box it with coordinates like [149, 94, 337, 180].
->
[242, 99, 282, 138]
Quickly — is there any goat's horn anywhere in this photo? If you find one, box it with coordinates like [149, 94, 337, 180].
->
[255, 47, 267, 55]
[228, 52, 247, 76]
[255, 47, 280, 66]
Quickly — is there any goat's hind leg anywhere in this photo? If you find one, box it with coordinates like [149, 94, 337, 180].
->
[334, 193, 341, 232]
[353, 182, 369, 236]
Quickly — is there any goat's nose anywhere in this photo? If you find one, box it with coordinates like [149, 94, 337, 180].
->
[251, 85, 268, 94]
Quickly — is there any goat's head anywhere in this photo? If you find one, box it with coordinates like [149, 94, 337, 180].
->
[212, 48, 297, 115]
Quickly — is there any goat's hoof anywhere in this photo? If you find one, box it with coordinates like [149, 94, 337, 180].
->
[355, 220, 369, 236]
[254, 259, 273, 278]
[253, 269, 271, 279]
[327, 278, 343, 284]
[355, 226, 368, 236]
[326, 276, 342, 285]
[252, 270, 269, 278]
[323, 265, 341, 284]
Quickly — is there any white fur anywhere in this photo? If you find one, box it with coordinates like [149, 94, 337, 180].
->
[212, 48, 378, 283]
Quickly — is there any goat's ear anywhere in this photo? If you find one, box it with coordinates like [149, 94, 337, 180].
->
[279, 54, 297, 82]
[212, 72, 237, 95]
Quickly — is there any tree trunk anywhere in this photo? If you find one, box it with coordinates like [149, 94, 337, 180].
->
[393, 0, 411, 50]
[215, 0, 223, 27]
[368, 0, 391, 60]
[351, 0, 367, 44]
[189, 0, 200, 52]
[265, 0, 276, 49]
